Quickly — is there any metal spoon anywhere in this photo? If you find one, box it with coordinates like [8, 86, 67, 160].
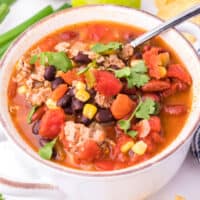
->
[130, 4, 200, 48]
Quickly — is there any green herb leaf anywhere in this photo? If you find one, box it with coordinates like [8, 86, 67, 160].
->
[131, 60, 147, 73]
[135, 98, 156, 119]
[91, 42, 122, 54]
[29, 54, 38, 64]
[114, 67, 131, 78]
[0, 193, 5, 200]
[27, 105, 38, 124]
[127, 130, 138, 138]
[111, 60, 150, 88]
[38, 138, 57, 160]
[127, 72, 149, 88]
[118, 119, 131, 132]
[30, 52, 72, 72]
[47, 52, 72, 72]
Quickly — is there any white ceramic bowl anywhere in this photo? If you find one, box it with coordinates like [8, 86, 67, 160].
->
[0, 5, 200, 200]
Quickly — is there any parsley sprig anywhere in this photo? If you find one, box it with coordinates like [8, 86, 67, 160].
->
[111, 60, 150, 88]
[30, 51, 72, 72]
[91, 42, 122, 54]
[118, 97, 156, 137]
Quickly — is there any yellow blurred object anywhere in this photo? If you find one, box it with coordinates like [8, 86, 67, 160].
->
[182, 32, 197, 43]
[120, 141, 134, 153]
[46, 98, 58, 109]
[158, 66, 167, 78]
[75, 89, 90, 102]
[175, 195, 186, 200]
[83, 104, 97, 119]
[155, 0, 200, 26]
[17, 85, 27, 94]
[132, 141, 147, 155]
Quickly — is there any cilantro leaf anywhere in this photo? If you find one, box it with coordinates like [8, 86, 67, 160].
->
[127, 130, 138, 138]
[29, 52, 72, 72]
[118, 120, 131, 132]
[27, 105, 38, 124]
[127, 72, 149, 88]
[38, 138, 57, 160]
[135, 98, 156, 119]
[91, 42, 122, 54]
[46, 52, 72, 72]
[111, 60, 150, 88]
[131, 60, 147, 73]
[114, 67, 131, 78]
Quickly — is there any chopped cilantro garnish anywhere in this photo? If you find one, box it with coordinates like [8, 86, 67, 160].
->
[91, 42, 122, 54]
[113, 60, 150, 88]
[135, 98, 156, 119]
[30, 51, 72, 72]
[38, 138, 57, 160]
[118, 97, 156, 136]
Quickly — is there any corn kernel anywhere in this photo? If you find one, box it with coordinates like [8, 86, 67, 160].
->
[17, 85, 27, 94]
[75, 89, 90, 102]
[46, 98, 58, 109]
[120, 141, 134, 153]
[132, 141, 147, 155]
[83, 104, 97, 119]
[158, 66, 167, 78]
[73, 81, 86, 91]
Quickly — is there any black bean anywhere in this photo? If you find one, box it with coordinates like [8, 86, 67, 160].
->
[71, 97, 84, 112]
[66, 88, 74, 97]
[95, 109, 114, 123]
[64, 106, 73, 115]
[51, 77, 65, 90]
[39, 138, 51, 147]
[76, 115, 91, 126]
[89, 88, 96, 98]
[44, 66, 56, 81]
[74, 52, 91, 64]
[32, 120, 40, 135]
[57, 94, 71, 108]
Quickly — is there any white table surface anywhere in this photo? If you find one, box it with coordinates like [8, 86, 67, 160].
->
[0, 0, 200, 199]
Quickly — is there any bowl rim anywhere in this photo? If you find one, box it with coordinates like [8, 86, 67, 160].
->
[1, 4, 200, 178]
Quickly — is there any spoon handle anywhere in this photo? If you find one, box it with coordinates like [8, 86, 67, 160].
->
[130, 4, 200, 48]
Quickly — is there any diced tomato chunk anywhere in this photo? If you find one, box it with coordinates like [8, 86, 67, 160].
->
[39, 36, 59, 51]
[94, 70, 122, 96]
[167, 64, 192, 85]
[39, 109, 66, 139]
[148, 116, 161, 132]
[143, 47, 162, 79]
[77, 140, 100, 162]
[95, 160, 114, 171]
[60, 69, 85, 85]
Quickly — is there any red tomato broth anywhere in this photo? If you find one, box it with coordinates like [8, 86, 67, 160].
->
[8, 21, 192, 171]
